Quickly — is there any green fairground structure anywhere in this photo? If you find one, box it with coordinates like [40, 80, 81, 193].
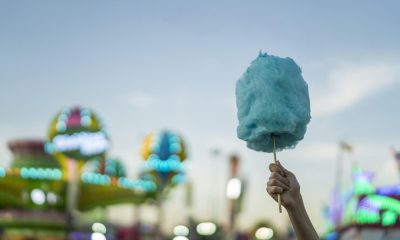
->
[0, 106, 158, 240]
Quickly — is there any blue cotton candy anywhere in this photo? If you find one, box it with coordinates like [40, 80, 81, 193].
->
[236, 52, 311, 153]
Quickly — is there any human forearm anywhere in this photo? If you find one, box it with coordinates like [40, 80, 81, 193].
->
[267, 162, 319, 240]
[286, 195, 319, 240]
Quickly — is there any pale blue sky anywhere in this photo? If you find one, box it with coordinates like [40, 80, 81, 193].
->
[1, 0, 400, 234]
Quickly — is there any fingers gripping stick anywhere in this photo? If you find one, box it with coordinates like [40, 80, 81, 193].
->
[272, 136, 282, 213]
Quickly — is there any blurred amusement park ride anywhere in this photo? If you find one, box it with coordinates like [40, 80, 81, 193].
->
[0, 106, 188, 240]
[322, 146, 400, 240]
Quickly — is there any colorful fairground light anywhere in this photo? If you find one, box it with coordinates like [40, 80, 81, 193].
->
[0, 106, 157, 240]
[140, 130, 188, 237]
[141, 130, 187, 189]
[46, 106, 110, 161]
[323, 162, 400, 240]
[85, 157, 127, 178]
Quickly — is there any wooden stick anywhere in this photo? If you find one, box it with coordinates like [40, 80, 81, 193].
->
[272, 136, 282, 213]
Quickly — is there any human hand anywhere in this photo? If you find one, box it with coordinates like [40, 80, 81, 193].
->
[266, 161, 302, 210]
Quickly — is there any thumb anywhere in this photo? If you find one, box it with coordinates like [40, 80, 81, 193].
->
[277, 161, 291, 176]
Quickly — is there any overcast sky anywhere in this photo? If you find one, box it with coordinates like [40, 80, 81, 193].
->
[1, 0, 400, 234]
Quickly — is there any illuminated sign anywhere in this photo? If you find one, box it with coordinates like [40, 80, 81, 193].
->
[47, 106, 110, 160]
[52, 132, 109, 156]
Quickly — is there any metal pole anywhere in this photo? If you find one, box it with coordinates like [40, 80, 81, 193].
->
[156, 188, 164, 240]
[65, 158, 80, 239]
[335, 146, 343, 193]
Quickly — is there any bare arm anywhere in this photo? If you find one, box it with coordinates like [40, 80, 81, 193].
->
[266, 162, 319, 240]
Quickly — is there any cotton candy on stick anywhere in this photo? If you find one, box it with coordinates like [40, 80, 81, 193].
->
[236, 52, 311, 212]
